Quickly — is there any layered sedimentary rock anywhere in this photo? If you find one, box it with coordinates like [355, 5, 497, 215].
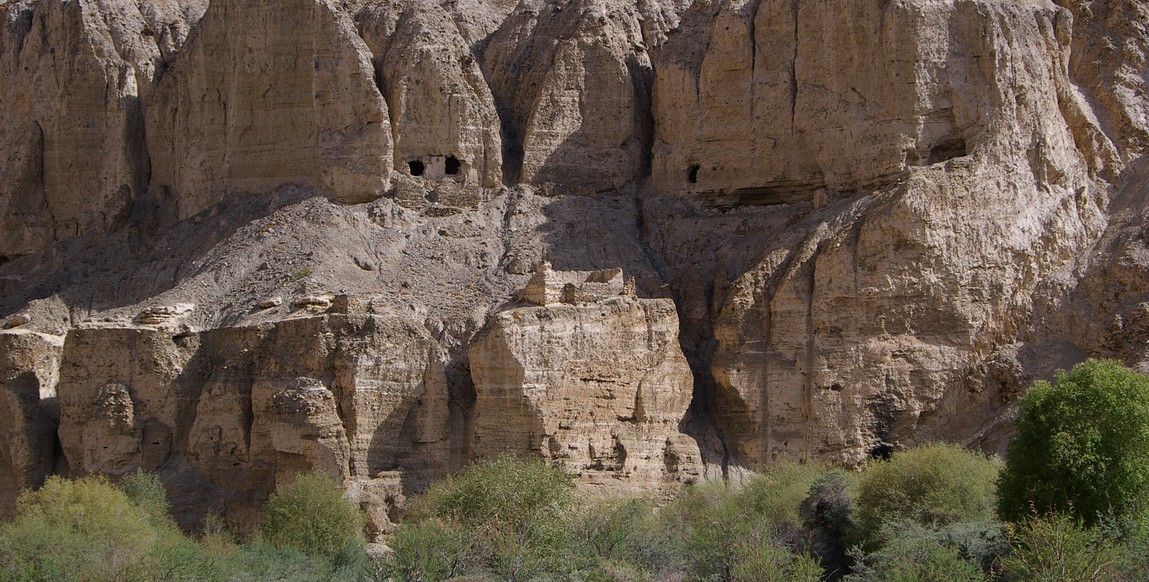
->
[470, 293, 702, 491]
[146, 0, 391, 221]
[649, 0, 1111, 464]
[0, 0, 206, 258]
[1, 0, 1148, 533]
[0, 330, 62, 517]
[357, 0, 503, 188]
[55, 310, 447, 531]
[482, 0, 654, 190]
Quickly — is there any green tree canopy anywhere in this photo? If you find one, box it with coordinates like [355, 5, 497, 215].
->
[997, 359, 1149, 524]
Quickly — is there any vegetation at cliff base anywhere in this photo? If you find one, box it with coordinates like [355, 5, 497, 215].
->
[7, 360, 1149, 580]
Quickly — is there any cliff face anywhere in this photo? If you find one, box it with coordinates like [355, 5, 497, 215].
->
[1, 0, 1147, 531]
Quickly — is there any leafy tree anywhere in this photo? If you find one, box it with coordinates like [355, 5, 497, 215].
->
[261, 471, 366, 560]
[997, 359, 1149, 525]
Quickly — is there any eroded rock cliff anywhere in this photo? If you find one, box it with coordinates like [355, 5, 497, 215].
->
[1, 0, 1147, 534]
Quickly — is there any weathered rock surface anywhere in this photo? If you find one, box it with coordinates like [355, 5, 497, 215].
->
[0, 0, 206, 258]
[357, 0, 503, 188]
[0, 330, 62, 518]
[647, 0, 1116, 464]
[0, 0, 1147, 534]
[470, 296, 702, 492]
[146, 0, 392, 222]
[482, 0, 654, 190]
[56, 312, 448, 531]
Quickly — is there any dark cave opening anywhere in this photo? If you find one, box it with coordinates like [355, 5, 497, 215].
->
[445, 155, 461, 176]
[408, 160, 425, 176]
[688, 165, 700, 184]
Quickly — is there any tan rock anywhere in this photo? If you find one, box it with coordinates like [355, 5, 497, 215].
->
[649, 0, 1108, 465]
[357, 0, 503, 188]
[0, 331, 63, 519]
[293, 295, 334, 311]
[2, 314, 30, 329]
[483, 0, 652, 191]
[135, 303, 195, 325]
[55, 312, 447, 531]
[0, 0, 206, 257]
[470, 296, 702, 491]
[146, 0, 392, 221]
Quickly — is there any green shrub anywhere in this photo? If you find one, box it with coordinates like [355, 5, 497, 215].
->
[739, 461, 828, 548]
[387, 456, 578, 580]
[1001, 511, 1119, 582]
[386, 519, 476, 581]
[414, 454, 574, 529]
[119, 470, 172, 527]
[730, 541, 823, 582]
[0, 475, 159, 581]
[856, 443, 999, 545]
[261, 471, 366, 560]
[997, 359, 1149, 525]
[574, 497, 685, 578]
[845, 532, 988, 582]
[663, 462, 825, 580]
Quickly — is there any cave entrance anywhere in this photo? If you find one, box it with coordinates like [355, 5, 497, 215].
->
[445, 155, 461, 176]
[408, 160, 425, 176]
[688, 165, 700, 184]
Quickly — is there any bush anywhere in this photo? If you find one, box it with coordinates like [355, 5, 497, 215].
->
[1001, 511, 1119, 582]
[664, 461, 825, 580]
[386, 519, 476, 581]
[119, 470, 172, 527]
[0, 475, 159, 581]
[845, 531, 988, 582]
[386, 456, 577, 580]
[997, 359, 1149, 525]
[574, 497, 686, 579]
[856, 443, 999, 545]
[413, 454, 574, 529]
[730, 541, 823, 582]
[262, 471, 366, 560]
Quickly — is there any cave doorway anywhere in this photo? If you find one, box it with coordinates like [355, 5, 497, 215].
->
[445, 156, 461, 176]
[408, 160, 425, 176]
[688, 165, 700, 184]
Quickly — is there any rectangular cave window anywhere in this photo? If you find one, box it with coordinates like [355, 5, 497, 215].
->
[408, 160, 425, 176]
[445, 155, 461, 175]
[688, 165, 700, 184]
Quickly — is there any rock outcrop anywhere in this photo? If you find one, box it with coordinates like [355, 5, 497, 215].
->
[470, 293, 702, 492]
[482, 0, 654, 190]
[0, 0, 1148, 536]
[357, 0, 504, 189]
[0, 330, 62, 518]
[56, 310, 448, 532]
[0, 0, 206, 258]
[146, 0, 392, 222]
[648, 0, 1111, 464]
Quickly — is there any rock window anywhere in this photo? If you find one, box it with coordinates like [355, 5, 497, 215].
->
[688, 165, 700, 184]
[408, 160, 425, 176]
[445, 155, 461, 175]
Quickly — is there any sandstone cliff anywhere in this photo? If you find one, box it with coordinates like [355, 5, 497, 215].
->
[0, 0, 1147, 534]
